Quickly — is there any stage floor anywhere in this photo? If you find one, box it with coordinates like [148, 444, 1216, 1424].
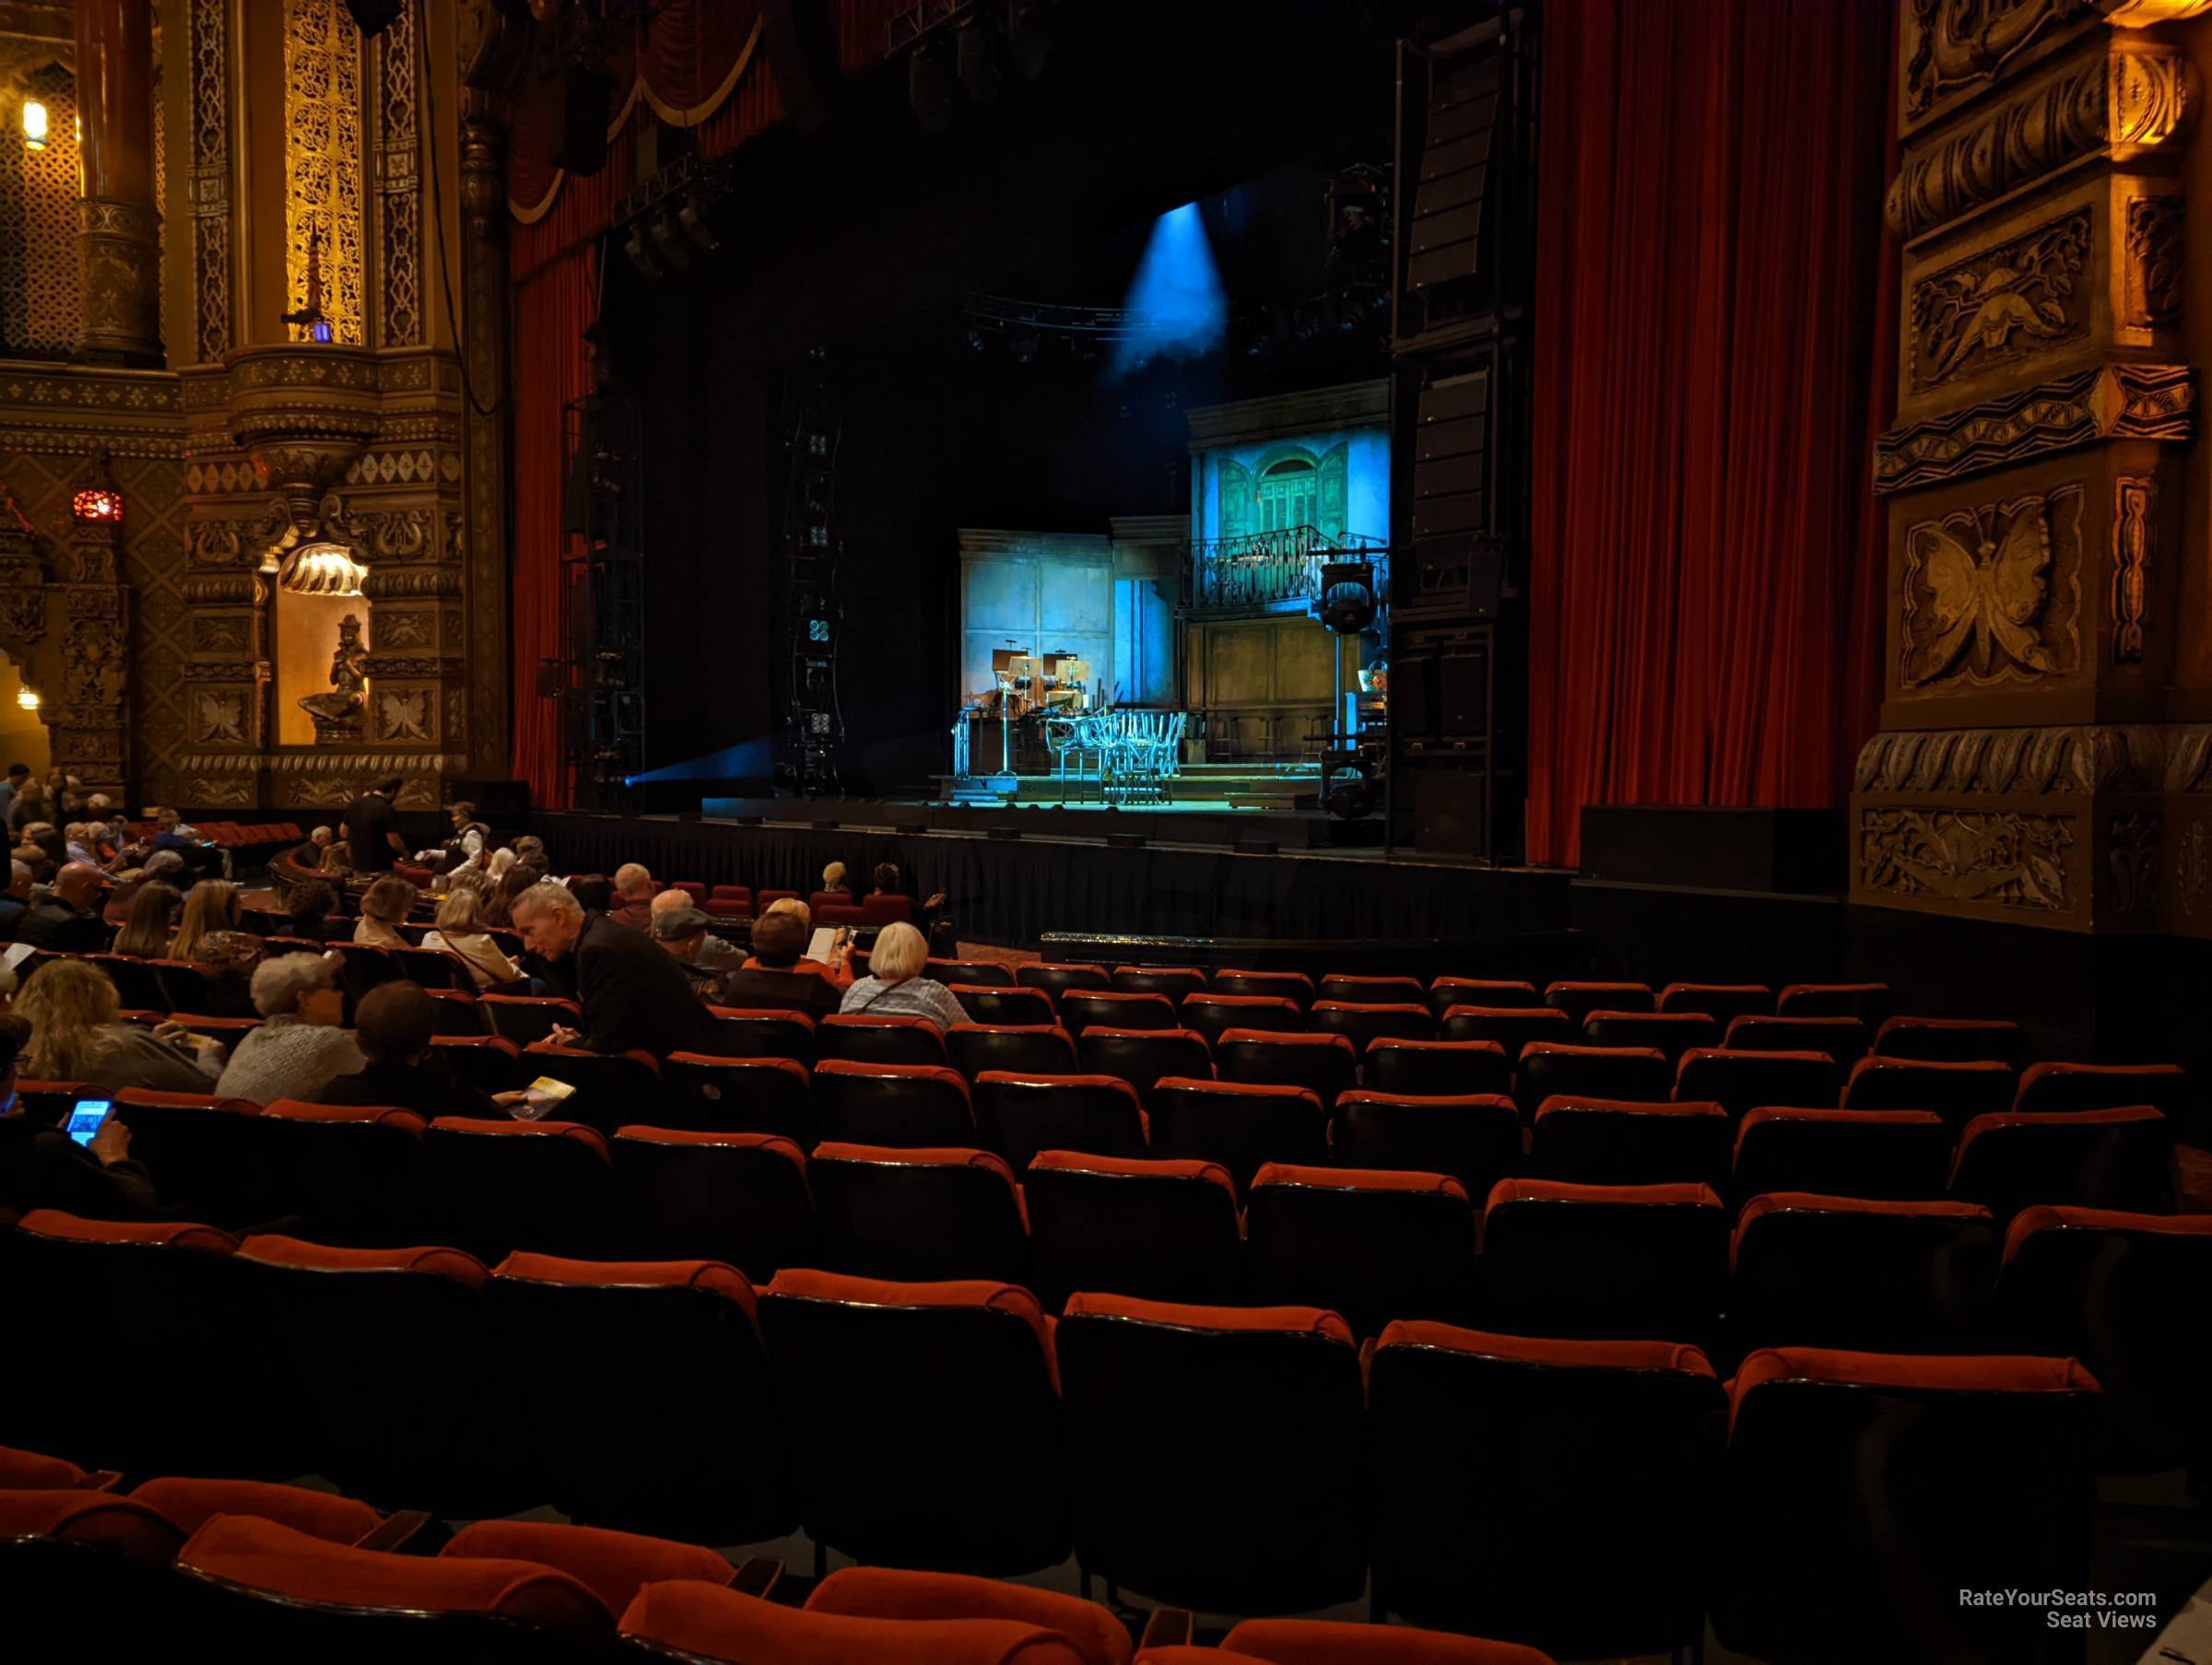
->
[930, 761, 1321, 814]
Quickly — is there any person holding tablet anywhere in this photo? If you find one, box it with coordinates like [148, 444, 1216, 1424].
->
[0, 1014, 164, 1219]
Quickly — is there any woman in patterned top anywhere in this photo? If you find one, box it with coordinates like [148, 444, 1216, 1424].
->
[836, 920, 966, 1032]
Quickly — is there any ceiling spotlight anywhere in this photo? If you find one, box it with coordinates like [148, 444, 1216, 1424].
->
[1006, 0, 1053, 78]
[1010, 333, 1037, 364]
[650, 206, 691, 270]
[965, 325, 986, 352]
[677, 192, 723, 252]
[908, 44, 955, 132]
[622, 223, 660, 279]
[957, 19, 1001, 104]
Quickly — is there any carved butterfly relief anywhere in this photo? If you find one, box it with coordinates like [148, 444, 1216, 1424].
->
[1903, 496, 2057, 686]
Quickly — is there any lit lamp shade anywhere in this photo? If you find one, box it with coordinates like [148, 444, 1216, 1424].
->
[16, 686, 39, 712]
[21, 99, 47, 150]
[70, 487, 123, 523]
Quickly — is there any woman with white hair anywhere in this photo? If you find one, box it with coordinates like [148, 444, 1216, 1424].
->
[213, 953, 365, 1106]
[836, 921, 965, 1032]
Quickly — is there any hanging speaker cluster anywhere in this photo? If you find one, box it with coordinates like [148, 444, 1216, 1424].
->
[888, 0, 1053, 133]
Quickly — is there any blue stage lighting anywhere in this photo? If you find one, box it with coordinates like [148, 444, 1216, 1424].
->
[625, 738, 774, 786]
[1109, 202, 1225, 381]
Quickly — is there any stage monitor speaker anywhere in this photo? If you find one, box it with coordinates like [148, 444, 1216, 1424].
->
[1438, 648, 1488, 736]
[1413, 770, 1489, 858]
[550, 65, 613, 176]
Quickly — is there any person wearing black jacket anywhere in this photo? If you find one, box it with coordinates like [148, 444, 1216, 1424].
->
[342, 777, 406, 874]
[0, 1015, 162, 1220]
[713, 911, 841, 1018]
[317, 981, 529, 1120]
[16, 862, 112, 952]
[508, 881, 712, 1056]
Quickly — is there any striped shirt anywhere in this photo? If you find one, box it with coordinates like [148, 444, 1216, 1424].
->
[838, 975, 968, 1033]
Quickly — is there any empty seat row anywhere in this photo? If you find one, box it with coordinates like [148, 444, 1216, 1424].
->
[10, 1210, 2172, 1662]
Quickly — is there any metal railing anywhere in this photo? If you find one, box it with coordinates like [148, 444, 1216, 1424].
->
[1190, 526, 1387, 613]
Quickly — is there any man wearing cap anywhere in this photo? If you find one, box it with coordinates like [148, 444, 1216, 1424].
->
[649, 904, 741, 1003]
[650, 888, 742, 969]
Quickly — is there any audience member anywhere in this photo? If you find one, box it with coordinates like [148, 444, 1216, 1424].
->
[821, 862, 850, 897]
[149, 807, 199, 851]
[14, 957, 224, 1091]
[291, 825, 334, 871]
[838, 920, 965, 1031]
[0, 860, 31, 940]
[23, 820, 66, 874]
[282, 879, 349, 944]
[752, 896, 851, 988]
[716, 911, 841, 1018]
[438, 801, 490, 870]
[652, 886, 740, 971]
[421, 887, 524, 991]
[317, 839, 354, 875]
[82, 798, 120, 863]
[109, 881, 181, 958]
[610, 863, 655, 930]
[317, 981, 525, 1120]
[6, 779, 48, 834]
[214, 954, 363, 1105]
[10, 837, 51, 887]
[513, 835, 547, 866]
[169, 877, 241, 960]
[567, 873, 615, 913]
[106, 849, 188, 922]
[486, 861, 538, 927]
[353, 875, 417, 949]
[870, 861, 948, 925]
[488, 846, 517, 883]
[648, 906, 735, 1003]
[510, 880, 710, 1056]
[17, 862, 111, 952]
[0, 761, 25, 824]
[342, 776, 406, 874]
[0, 1014, 163, 1220]
[65, 821, 100, 867]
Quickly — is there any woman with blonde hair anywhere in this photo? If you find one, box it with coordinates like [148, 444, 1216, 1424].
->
[835, 920, 964, 1032]
[820, 862, 850, 896]
[110, 882, 180, 959]
[168, 878, 241, 961]
[421, 885, 524, 991]
[354, 875, 417, 949]
[13, 957, 226, 1091]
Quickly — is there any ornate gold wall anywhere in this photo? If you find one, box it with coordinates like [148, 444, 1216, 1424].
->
[1855, 0, 2212, 934]
[0, 0, 508, 815]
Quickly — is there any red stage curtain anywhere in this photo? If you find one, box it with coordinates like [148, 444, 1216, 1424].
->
[1525, 0, 1894, 867]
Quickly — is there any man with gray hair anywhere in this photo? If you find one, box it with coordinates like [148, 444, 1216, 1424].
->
[17, 861, 108, 951]
[610, 862, 655, 931]
[510, 879, 711, 1057]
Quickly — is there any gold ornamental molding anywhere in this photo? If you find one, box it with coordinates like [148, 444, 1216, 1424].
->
[1859, 805, 2075, 912]
[1851, 721, 2212, 795]
[1887, 40, 2191, 243]
[1903, 0, 2212, 137]
[1874, 362, 2192, 493]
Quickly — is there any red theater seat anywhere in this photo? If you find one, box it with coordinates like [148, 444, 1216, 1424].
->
[1057, 989, 1179, 1037]
[620, 1579, 1091, 1665]
[0, 1446, 100, 1489]
[1730, 1193, 1998, 1355]
[1775, 981, 1891, 1024]
[609, 1128, 815, 1281]
[1657, 981, 1773, 1027]
[1870, 1015, 2023, 1067]
[478, 992, 582, 1047]
[126, 1477, 397, 1546]
[429, 1034, 528, 1093]
[1245, 1163, 1476, 1335]
[1328, 1091, 1522, 1201]
[2012, 1060, 2192, 1120]
[1717, 1349, 2100, 1665]
[1213, 1028, 1358, 1108]
[1512, 1043, 1671, 1120]
[1479, 1179, 1727, 1343]
[972, 1072, 1147, 1171]
[808, 1143, 1031, 1285]
[392, 945, 475, 991]
[1149, 1075, 1329, 1192]
[1429, 977, 1543, 1016]
[1110, 965, 1207, 1001]
[953, 984, 1059, 1026]
[1221, 1620, 1557, 1665]
[1058, 1295, 1367, 1615]
[1581, 1008, 1720, 1062]
[946, 1022, 1079, 1080]
[1208, 968, 1315, 1009]
[806, 1566, 1132, 1665]
[930, 958, 1016, 988]
[424, 1117, 616, 1261]
[660, 1053, 814, 1143]
[1724, 1013, 1870, 1060]
[1364, 1037, 1510, 1097]
[1440, 1003, 1574, 1059]
[1310, 999, 1436, 1050]
[442, 1518, 736, 1620]
[1075, 1026, 1211, 1107]
[1024, 1152, 1243, 1309]
[811, 1060, 976, 1147]
[1543, 979, 1653, 1025]
[818, 1013, 949, 1067]
[1369, 1323, 1720, 1659]
[0, 1489, 195, 1655]
[1730, 1108, 1952, 1205]
[1316, 972, 1427, 1005]
[252, 1100, 429, 1248]
[1996, 1207, 2212, 1474]
[759, 1269, 1068, 1575]
[1949, 1106, 2175, 1220]
[701, 1008, 818, 1064]
[1841, 1055, 2015, 1134]
[110, 1086, 267, 1226]
[520, 1042, 663, 1136]
[1017, 962, 1111, 1000]
[486, 1254, 794, 1542]
[1529, 1096, 1730, 1189]
[1180, 991, 1305, 1043]
[1673, 1048, 1842, 1124]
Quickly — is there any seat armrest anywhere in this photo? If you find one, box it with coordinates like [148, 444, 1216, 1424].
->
[731, 1556, 781, 1597]
[1140, 1608, 1194, 1647]
[355, 1509, 431, 1552]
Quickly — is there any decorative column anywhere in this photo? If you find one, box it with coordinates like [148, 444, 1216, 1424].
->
[74, 0, 163, 366]
[56, 459, 133, 798]
[1853, 4, 2203, 933]
[458, 102, 512, 780]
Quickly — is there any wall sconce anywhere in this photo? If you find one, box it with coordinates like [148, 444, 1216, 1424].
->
[16, 686, 39, 712]
[21, 100, 47, 150]
[70, 487, 124, 524]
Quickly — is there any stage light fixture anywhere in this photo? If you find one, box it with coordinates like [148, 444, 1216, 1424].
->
[908, 44, 955, 132]
[622, 223, 660, 279]
[956, 18, 1001, 103]
[965, 325, 986, 351]
[1010, 333, 1037, 364]
[1006, 0, 1053, 77]
[650, 207, 691, 270]
[677, 192, 724, 252]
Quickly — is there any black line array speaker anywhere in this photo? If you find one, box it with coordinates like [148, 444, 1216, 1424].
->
[550, 65, 613, 176]
[1438, 647, 1488, 737]
[1413, 771, 1489, 857]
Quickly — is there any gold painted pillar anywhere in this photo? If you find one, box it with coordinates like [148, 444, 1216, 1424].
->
[75, 0, 164, 366]
[1853, 2, 2208, 933]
